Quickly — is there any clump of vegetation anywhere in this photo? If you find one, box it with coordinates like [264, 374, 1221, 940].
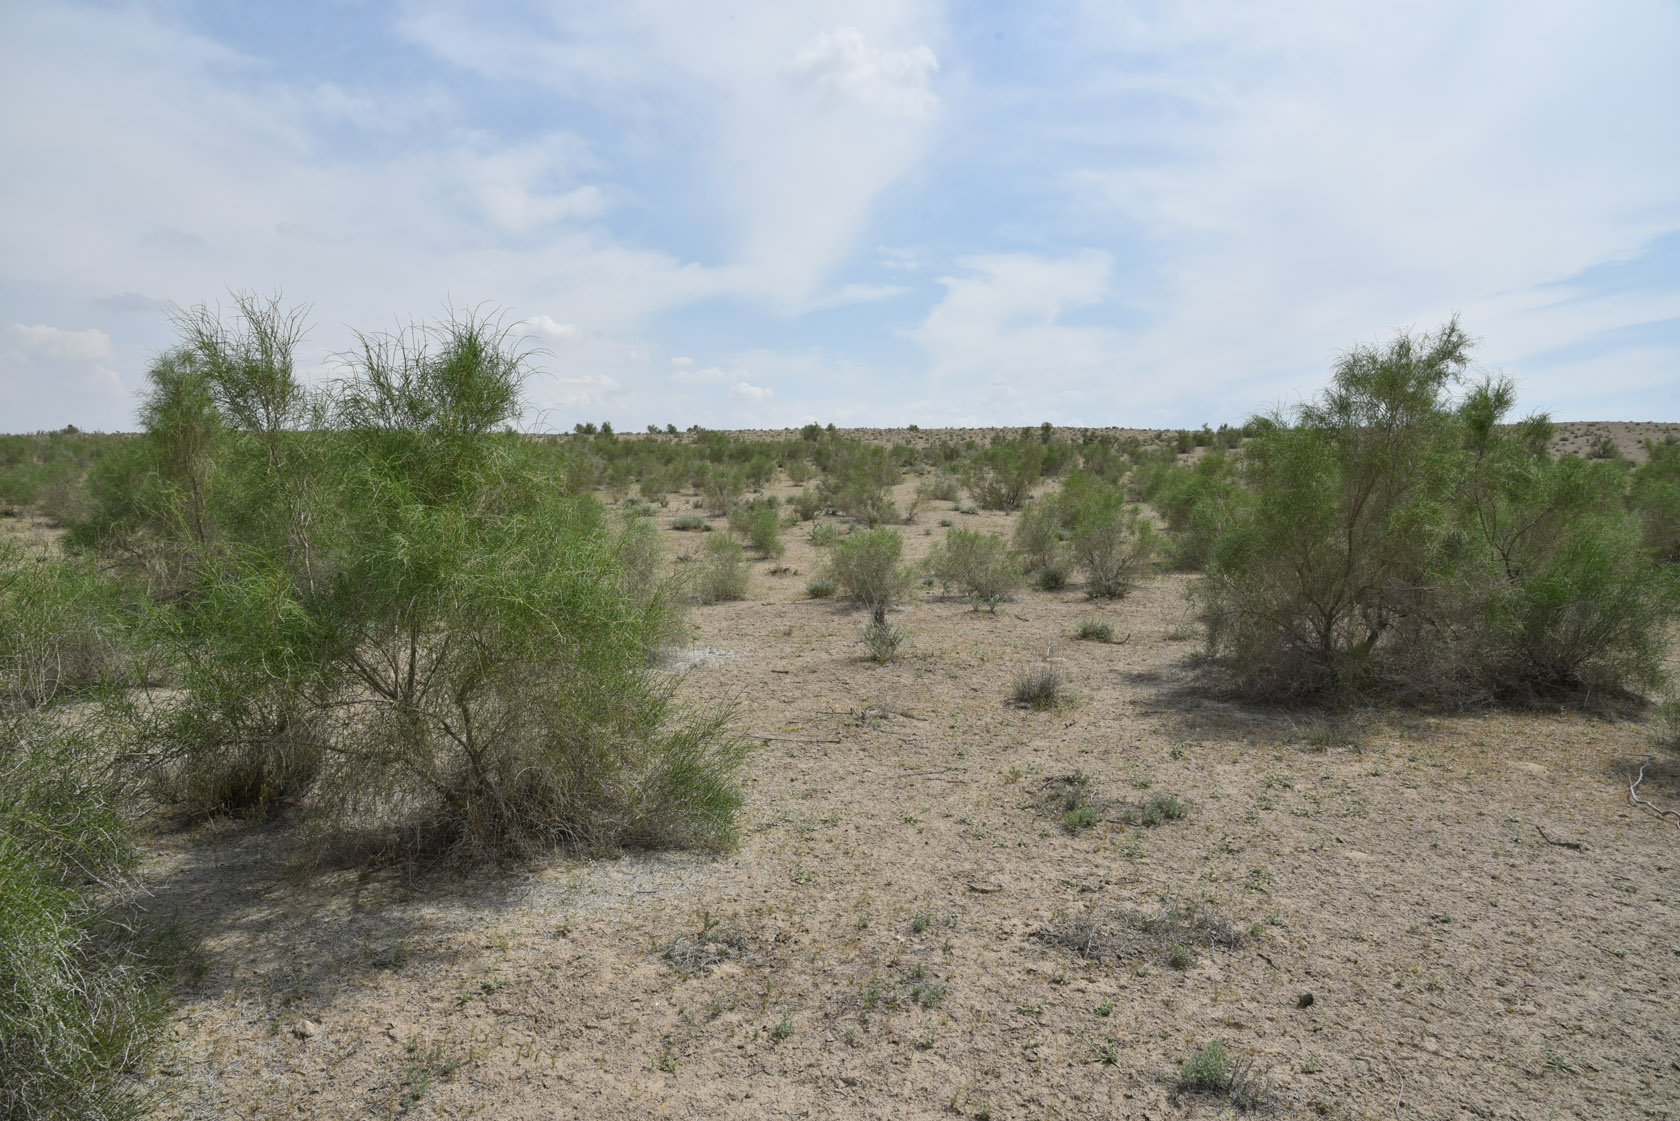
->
[671, 513, 708, 531]
[694, 533, 749, 604]
[1070, 491, 1157, 599]
[826, 527, 912, 625]
[817, 442, 900, 526]
[1038, 902, 1243, 967]
[861, 618, 908, 663]
[1629, 439, 1680, 563]
[1011, 663, 1063, 709]
[1176, 1039, 1269, 1110]
[1074, 617, 1115, 643]
[805, 576, 837, 599]
[80, 294, 750, 857]
[1197, 318, 1677, 704]
[729, 497, 785, 558]
[924, 527, 1022, 609]
[0, 544, 132, 710]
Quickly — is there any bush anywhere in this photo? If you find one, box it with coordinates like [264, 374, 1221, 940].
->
[1074, 617, 1114, 643]
[103, 299, 750, 858]
[671, 513, 708, 531]
[965, 440, 1045, 511]
[1035, 564, 1069, 591]
[1629, 439, 1680, 563]
[1069, 492, 1157, 599]
[1197, 320, 1677, 703]
[1011, 502, 1062, 573]
[1011, 663, 1063, 709]
[0, 545, 130, 711]
[817, 442, 899, 526]
[790, 489, 822, 521]
[826, 527, 911, 624]
[1, 713, 158, 1121]
[735, 500, 785, 559]
[805, 576, 837, 599]
[861, 619, 907, 663]
[924, 527, 1022, 609]
[693, 533, 749, 605]
[1176, 1039, 1267, 1109]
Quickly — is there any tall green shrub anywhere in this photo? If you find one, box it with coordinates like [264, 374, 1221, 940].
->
[1197, 320, 1676, 702]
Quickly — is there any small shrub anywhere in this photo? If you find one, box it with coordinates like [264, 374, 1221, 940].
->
[861, 619, 907, 663]
[671, 513, 709, 532]
[810, 522, 840, 548]
[695, 534, 749, 604]
[1035, 564, 1069, 591]
[791, 489, 822, 521]
[1, 713, 159, 1121]
[1011, 664, 1062, 709]
[805, 576, 837, 599]
[1074, 617, 1114, 643]
[827, 527, 911, 624]
[1012, 503, 1061, 571]
[924, 527, 1022, 609]
[1587, 433, 1620, 460]
[1070, 494, 1156, 599]
[1177, 1039, 1268, 1110]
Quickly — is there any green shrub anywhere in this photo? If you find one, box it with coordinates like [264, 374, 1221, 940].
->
[924, 527, 1022, 609]
[701, 472, 744, 516]
[817, 442, 899, 526]
[1035, 564, 1069, 591]
[1176, 1039, 1267, 1109]
[671, 513, 709, 531]
[1197, 320, 1677, 703]
[1011, 502, 1062, 572]
[0, 545, 130, 710]
[791, 489, 822, 521]
[741, 501, 785, 559]
[1, 712, 158, 1121]
[1011, 663, 1062, 709]
[810, 522, 841, 548]
[1629, 439, 1680, 562]
[805, 576, 837, 599]
[104, 299, 750, 858]
[694, 533, 749, 605]
[826, 527, 911, 624]
[1074, 617, 1114, 643]
[1069, 492, 1157, 599]
[965, 440, 1045, 511]
[861, 619, 907, 663]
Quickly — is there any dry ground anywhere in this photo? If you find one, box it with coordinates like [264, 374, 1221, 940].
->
[132, 473, 1680, 1121]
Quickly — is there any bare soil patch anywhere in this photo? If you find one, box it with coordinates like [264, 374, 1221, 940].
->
[137, 473, 1680, 1121]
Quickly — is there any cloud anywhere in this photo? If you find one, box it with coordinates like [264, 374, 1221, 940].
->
[1, 324, 131, 431]
[786, 26, 939, 120]
[525, 315, 581, 342]
[907, 251, 1131, 419]
[731, 381, 773, 400]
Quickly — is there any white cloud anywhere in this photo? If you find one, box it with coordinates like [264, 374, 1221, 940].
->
[786, 26, 939, 120]
[669, 362, 732, 385]
[1, 325, 130, 431]
[908, 252, 1128, 419]
[731, 381, 773, 400]
[525, 315, 581, 342]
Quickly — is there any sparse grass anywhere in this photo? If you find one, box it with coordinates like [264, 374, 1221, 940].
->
[1011, 663, 1063, 709]
[862, 619, 907, 663]
[694, 533, 749, 603]
[1074, 617, 1114, 643]
[1176, 1039, 1269, 1110]
[1037, 902, 1245, 967]
[400, 1040, 460, 1112]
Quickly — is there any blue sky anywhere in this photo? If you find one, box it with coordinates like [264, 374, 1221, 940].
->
[2, 0, 1676, 432]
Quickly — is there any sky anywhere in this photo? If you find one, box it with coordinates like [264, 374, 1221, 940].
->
[1, 0, 1676, 433]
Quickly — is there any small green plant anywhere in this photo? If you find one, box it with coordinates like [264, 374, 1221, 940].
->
[827, 527, 912, 625]
[671, 513, 708, 531]
[1035, 564, 1069, 591]
[1177, 1039, 1268, 1109]
[862, 619, 907, 663]
[401, 1040, 460, 1110]
[805, 575, 837, 599]
[694, 534, 749, 603]
[1074, 617, 1114, 643]
[770, 1012, 795, 1042]
[924, 527, 1023, 609]
[1093, 1000, 1113, 1017]
[1064, 804, 1100, 832]
[1011, 663, 1063, 709]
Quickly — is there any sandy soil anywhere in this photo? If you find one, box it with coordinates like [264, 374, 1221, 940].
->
[132, 473, 1680, 1121]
